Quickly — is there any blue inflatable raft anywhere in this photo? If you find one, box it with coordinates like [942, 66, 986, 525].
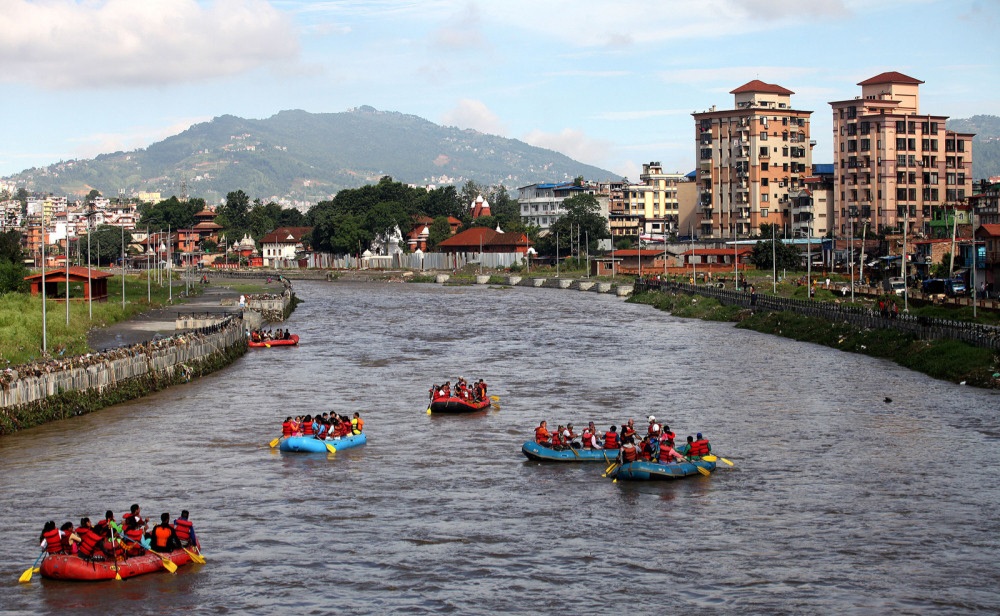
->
[521, 441, 620, 462]
[278, 433, 367, 453]
[609, 459, 715, 480]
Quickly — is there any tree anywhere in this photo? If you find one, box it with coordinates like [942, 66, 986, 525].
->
[427, 216, 454, 250]
[200, 238, 218, 254]
[86, 189, 102, 201]
[137, 196, 202, 231]
[0, 229, 24, 264]
[545, 193, 609, 255]
[0, 261, 28, 293]
[86, 225, 133, 266]
[749, 237, 800, 271]
[216, 190, 251, 237]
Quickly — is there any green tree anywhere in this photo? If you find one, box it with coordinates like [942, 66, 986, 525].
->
[137, 196, 202, 231]
[0, 229, 24, 264]
[86, 225, 133, 266]
[0, 261, 28, 293]
[750, 237, 800, 271]
[86, 189, 102, 201]
[200, 238, 218, 254]
[545, 193, 609, 254]
[216, 189, 251, 237]
[427, 216, 454, 250]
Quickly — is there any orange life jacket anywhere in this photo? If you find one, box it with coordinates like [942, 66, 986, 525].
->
[282, 421, 294, 437]
[302, 421, 314, 436]
[534, 427, 550, 445]
[152, 524, 175, 550]
[622, 446, 638, 462]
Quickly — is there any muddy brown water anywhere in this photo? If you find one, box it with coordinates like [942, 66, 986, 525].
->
[2, 280, 999, 614]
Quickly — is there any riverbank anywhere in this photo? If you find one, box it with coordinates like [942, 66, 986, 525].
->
[629, 289, 1000, 389]
[1, 276, 295, 435]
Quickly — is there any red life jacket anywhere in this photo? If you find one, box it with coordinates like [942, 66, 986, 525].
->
[639, 445, 652, 461]
[78, 528, 102, 558]
[660, 442, 679, 462]
[663, 430, 676, 443]
[60, 531, 75, 554]
[337, 422, 350, 437]
[316, 424, 328, 439]
[152, 524, 175, 550]
[581, 430, 592, 448]
[689, 439, 710, 456]
[604, 432, 619, 449]
[174, 518, 193, 543]
[125, 526, 144, 542]
[551, 432, 563, 447]
[42, 528, 62, 554]
[622, 427, 636, 440]
[282, 421, 294, 437]
[302, 421, 314, 436]
[622, 446, 638, 462]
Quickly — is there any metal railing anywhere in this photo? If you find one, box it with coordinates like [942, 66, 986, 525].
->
[635, 279, 1000, 351]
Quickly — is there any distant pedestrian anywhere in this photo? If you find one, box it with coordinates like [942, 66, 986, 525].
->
[749, 284, 757, 307]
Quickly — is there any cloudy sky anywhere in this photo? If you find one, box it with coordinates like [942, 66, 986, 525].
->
[0, 0, 996, 183]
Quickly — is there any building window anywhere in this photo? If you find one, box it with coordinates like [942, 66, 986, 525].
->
[761, 162, 769, 171]
[760, 132, 768, 140]
[762, 208, 769, 217]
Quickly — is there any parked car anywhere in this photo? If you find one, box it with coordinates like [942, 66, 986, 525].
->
[886, 277, 906, 296]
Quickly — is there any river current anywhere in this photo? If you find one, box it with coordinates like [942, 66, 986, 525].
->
[1, 280, 998, 615]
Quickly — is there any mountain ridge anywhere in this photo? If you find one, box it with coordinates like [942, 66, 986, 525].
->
[4, 107, 618, 204]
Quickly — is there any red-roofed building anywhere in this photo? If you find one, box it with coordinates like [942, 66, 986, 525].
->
[435, 227, 531, 254]
[407, 215, 462, 251]
[828, 72, 973, 277]
[260, 227, 312, 266]
[679, 247, 753, 267]
[693, 79, 813, 240]
[24, 266, 114, 302]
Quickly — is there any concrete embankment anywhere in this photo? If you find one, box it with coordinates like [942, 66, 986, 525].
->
[1, 280, 299, 436]
[0, 316, 247, 435]
[434, 274, 633, 296]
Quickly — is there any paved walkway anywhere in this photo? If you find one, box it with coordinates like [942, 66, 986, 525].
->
[87, 285, 240, 351]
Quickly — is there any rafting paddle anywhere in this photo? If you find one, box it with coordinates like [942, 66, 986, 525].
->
[702, 454, 733, 466]
[269, 436, 281, 448]
[183, 547, 206, 564]
[18, 550, 45, 583]
[118, 535, 178, 573]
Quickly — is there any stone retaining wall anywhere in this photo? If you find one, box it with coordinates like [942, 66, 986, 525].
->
[0, 316, 248, 434]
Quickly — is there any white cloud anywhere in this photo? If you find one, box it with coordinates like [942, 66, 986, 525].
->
[431, 3, 487, 50]
[522, 127, 612, 168]
[441, 99, 506, 135]
[0, 0, 299, 89]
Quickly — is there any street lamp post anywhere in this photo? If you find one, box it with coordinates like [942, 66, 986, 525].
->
[902, 201, 909, 312]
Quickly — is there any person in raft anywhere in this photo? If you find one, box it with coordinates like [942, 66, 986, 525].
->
[149, 513, 183, 553]
[534, 420, 551, 445]
[687, 433, 712, 459]
[174, 510, 199, 548]
[351, 412, 364, 434]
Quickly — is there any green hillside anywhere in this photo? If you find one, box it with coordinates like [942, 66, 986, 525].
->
[5, 107, 617, 203]
[947, 114, 1000, 180]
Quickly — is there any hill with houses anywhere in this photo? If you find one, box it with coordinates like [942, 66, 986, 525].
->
[3, 107, 617, 205]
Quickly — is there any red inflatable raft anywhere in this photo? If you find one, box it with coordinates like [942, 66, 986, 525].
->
[39, 548, 193, 581]
[249, 334, 299, 348]
[429, 396, 491, 414]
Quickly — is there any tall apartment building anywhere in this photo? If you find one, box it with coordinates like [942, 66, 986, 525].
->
[693, 80, 813, 239]
[608, 162, 689, 240]
[828, 72, 974, 239]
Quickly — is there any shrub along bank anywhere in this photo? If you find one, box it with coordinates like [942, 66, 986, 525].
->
[629, 290, 1000, 389]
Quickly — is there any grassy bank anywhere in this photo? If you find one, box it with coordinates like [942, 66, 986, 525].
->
[629, 289, 1000, 389]
[0, 275, 188, 366]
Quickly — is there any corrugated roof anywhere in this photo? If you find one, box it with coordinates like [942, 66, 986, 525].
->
[858, 71, 924, 86]
[730, 80, 794, 95]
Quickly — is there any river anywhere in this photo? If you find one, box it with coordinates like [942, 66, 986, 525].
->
[2, 280, 999, 615]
